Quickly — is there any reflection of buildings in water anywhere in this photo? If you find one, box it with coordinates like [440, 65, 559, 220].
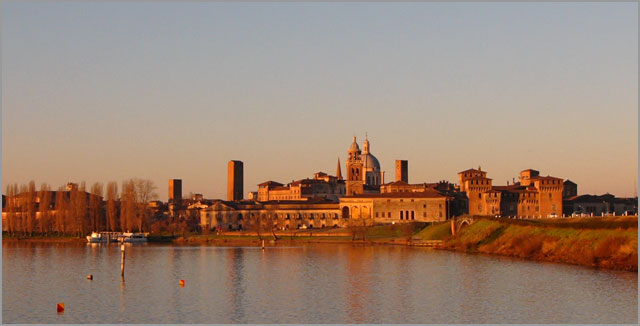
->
[226, 248, 246, 323]
[344, 246, 376, 323]
[392, 248, 413, 315]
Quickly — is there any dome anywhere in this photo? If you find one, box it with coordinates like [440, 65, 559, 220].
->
[348, 136, 360, 153]
[362, 153, 380, 170]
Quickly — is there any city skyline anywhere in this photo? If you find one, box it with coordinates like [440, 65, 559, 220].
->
[2, 2, 638, 200]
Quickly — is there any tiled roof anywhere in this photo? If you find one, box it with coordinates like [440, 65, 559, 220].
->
[530, 175, 563, 180]
[458, 168, 483, 174]
[345, 189, 445, 199]
[382, 181, 411, 186]
[258, 181, 284, 187]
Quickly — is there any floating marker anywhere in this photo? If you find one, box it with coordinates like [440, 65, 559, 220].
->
[87, 274, 93, 280]
[179, 279, 185, 287]
[57, 303, 65, 313]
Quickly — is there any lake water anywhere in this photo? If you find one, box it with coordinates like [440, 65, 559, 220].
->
[2, 242, 637, 324]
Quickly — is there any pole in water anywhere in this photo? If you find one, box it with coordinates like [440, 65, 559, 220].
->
[120, 244, 125, 278]
[261, 239, 265, 250]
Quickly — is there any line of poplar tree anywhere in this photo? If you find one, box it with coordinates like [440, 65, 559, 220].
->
[3, 179, 157, 237]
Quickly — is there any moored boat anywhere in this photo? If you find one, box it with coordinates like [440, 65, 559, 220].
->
[119, 232, 149, 243]
[86, 231, 126, 243]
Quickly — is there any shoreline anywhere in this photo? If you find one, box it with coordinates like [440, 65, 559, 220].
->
[4, 217, 636, 272]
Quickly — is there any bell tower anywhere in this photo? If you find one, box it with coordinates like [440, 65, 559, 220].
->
[346, 136, 364, 195]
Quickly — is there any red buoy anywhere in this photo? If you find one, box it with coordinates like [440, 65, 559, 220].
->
[57, 303, 65, 313]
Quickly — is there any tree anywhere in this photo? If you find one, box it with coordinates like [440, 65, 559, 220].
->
[39, 183, 52, 234]
[134, 179, 157, 232]
[106, 182, 118, 231]
[25, 181, 37, 236]
[5, 184, 18, 235]
[69, 182, 88, 236]
[55, 187, 69, 234]
[120, 179, 137, 232]
[90, 182, 104, 232]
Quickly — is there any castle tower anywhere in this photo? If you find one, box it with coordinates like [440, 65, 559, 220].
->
[227, 160, 244, 201]
[395, 160, 408, 183]
[346, 136, 364, 195]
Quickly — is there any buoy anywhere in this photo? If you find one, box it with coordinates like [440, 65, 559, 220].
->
[57, 303, 65, 313]
[179, 279, 185, 287]
[87, 274, 93, 280]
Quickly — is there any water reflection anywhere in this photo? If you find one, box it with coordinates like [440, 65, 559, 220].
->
[226, 248, 246, 323]
[2, 242, 637, 324]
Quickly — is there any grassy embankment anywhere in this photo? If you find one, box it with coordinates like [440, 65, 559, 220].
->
[414, 216, 638, 271]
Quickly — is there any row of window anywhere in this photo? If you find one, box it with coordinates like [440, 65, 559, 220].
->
[373, 210, 443, 219]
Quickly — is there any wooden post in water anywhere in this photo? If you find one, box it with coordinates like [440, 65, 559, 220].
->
[120, 244, 125, 278]
[261, 239, 265, 250]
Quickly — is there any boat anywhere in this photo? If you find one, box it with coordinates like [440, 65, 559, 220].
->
[118, 232, 149, 243]
[86, 232, 119, 243]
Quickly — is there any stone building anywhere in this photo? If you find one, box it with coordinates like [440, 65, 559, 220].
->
[563, 194, 638, 216]
[339, 190, 451, 224]
[256, 172, 345, 202]
[200, 198, 343, 231]
[457, 168, 564, 218]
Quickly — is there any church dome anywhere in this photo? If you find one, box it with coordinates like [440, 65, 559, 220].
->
[362, 153, 380, 170]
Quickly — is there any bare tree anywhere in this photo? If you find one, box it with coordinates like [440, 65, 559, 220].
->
[106, 182, 118, 231]
[90, 182, 103, 231]
[134, 179, 157, 232]
[39, 183, 52, 235]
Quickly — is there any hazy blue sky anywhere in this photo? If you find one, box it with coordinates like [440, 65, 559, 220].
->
[2, 2, 637, 200]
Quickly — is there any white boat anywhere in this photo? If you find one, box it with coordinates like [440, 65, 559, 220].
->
[86, 232, 119, 243]
[119, 232, 149, 243]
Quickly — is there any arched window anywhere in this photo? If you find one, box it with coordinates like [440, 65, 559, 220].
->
[400, 211, 404, 220]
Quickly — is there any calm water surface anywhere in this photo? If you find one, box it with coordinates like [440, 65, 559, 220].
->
[2, 242, 637, 324]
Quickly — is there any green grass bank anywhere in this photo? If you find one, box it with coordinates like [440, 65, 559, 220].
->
[417, 216, 637, 271]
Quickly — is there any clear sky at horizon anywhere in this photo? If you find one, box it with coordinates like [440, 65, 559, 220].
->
[2, 2, 638, 200]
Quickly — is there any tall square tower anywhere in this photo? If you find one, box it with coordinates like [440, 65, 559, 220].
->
[168, 179, 182, 202]
[228, 160, 244, 201]
[395, 160, 408, 183]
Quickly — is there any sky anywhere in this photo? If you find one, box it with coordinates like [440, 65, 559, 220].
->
[2, 2, 638, 201]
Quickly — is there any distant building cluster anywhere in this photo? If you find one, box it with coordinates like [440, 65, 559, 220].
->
[3, 135, 637, 233]
[195, 135, 637, 231]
